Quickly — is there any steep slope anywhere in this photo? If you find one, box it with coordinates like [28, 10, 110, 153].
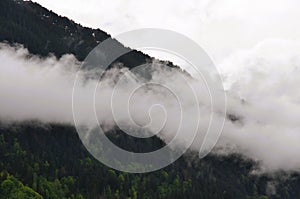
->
[0, 0, 152, 68]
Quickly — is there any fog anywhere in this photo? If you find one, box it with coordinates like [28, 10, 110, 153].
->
[1, 40, 300, 172]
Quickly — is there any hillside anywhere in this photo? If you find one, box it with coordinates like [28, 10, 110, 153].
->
[0, 0, 152, 68]
[0, 121, 286, 199]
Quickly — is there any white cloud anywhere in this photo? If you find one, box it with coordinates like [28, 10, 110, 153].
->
[2, 40, 300, 172]
[4, 0, 300, 173]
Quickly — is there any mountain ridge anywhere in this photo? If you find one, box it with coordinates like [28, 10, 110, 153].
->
[0, 0, 181, 70]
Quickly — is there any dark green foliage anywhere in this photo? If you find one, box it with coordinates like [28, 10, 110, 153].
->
[0, 121, 299, 199]
[0, 171, 43, 199]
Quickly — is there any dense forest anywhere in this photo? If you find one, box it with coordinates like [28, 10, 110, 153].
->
[1, 0, 300, 198]
[2, 121, 299, 199]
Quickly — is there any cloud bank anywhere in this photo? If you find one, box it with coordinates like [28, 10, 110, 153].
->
[1, 40, 300, 173]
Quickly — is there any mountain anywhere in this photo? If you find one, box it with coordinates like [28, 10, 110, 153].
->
[0, 0, 155, 69]
[0, 0, 300, 199]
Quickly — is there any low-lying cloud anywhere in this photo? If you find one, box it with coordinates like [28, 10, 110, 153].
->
[1, 40, 300, 173]
[216, 39, 300, 172]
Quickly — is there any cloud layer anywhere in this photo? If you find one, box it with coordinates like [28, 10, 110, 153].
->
[1, 40, 300, 173]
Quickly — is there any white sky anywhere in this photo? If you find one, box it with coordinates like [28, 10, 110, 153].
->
[32, 0, 300, 64]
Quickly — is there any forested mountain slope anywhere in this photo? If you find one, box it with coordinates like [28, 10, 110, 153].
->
[2, 122, 295, 199]
[0, 0, 151, 68]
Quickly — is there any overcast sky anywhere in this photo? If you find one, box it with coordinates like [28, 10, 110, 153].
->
[32, 0, 300, 64]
